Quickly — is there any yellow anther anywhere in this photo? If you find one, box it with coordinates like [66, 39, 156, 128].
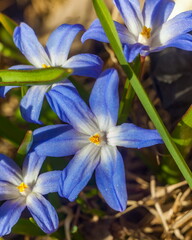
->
[140, 26, 151, 39]
[89, 133, 100, 145]
[42, 64, 51, 68]
[17, 182, 28, 192]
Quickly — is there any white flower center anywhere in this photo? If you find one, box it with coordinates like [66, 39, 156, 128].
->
[138, 26, 151, 46]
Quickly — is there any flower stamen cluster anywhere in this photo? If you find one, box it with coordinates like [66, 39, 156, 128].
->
[89, 133, 101, 145]
[42, 64, 51, 68]
[140, 26, 151, 39]
[17, 182, 28, 193]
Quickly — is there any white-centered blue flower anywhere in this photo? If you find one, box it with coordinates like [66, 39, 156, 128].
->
[30, 68, 163, 212]
[0, 23, 103, 123]
[82, 0, 192, 62]
[0, 152, 61, 236]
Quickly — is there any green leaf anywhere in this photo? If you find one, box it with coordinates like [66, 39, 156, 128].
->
[0, 67, 73, 86]
[172, 105, 192, 149]
[17, 130, 33, 155]
[93, 0, 192, 188]
[0, 13, 17, 36]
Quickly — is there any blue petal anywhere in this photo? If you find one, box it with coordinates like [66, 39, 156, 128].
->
[13, 23, 50, 67]
[95, 145, 127, 211]
[62, 53, 103, 78]
[151, 34, 192, 53]
[0, 198, 25, 237]
[123, 43, 149, 62]
[157, 11, 192, 45]
[108, 123, 163, 148]
[0, 154, 22, 185]
[46, 24, 85, 65]
[33, 171, 62, 195]
[27, 193, 58, 234]
[0, 181, 20, 201]
[89, 69, 119, 131]
[22, 152, 46, 185]
[58, 144, 100, 201]
[31, 124, 87, 157]
[20, 85, 50, 124]
[0, 86, 18, 97]
[82, 19, 135, 44]
[143, 0, 175, 28]
[114, 0, 143, 37]
[46, 82, 97, 135]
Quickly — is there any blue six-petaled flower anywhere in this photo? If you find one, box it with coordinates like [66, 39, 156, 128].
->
[31, 68, 163, 211]
[0, 152, 61, 236]
[0, 23, 103, 124]
[82, 0, 192, 62]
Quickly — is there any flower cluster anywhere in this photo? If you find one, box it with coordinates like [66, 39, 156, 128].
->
[1, 0, 192, 236]
[0, 23, 103, 123]
[82, 0, 192, 62]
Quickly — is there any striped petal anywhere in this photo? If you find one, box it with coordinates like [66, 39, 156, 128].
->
[33, 171, 62, 195]
[0, 154, 22, 185]
[89, 69, 119, 131]
[46, 82, 97, 135]
[13, 23, 50, 67]
[27, 193, 58, 234]
[31, 124, 88, 157]
[143, 0, 175, 29]
[58, 144, 100, 201]
[95, 145, 127, 211]
[0, 181, 20, 201]
[46, 24, 85, 65]
[62, 53, 103, 78]
[22, 152, 46, 186]
[108, 123, 163, 148]
[82, 19, 135, 44]
[20, 85, 50, 124]
[114, 0, 143, 37]
[0, 198, 25, 237]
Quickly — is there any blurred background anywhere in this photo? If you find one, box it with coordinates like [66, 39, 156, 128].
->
[0, 1, 192, 240]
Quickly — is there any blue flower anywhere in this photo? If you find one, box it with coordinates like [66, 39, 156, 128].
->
[0, 152, 61, 236]
[0, 23, 103, 123]
[82, 0, 192, 62]
[30, 68, 163, 212]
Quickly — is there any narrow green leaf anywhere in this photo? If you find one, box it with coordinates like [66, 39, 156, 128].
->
[0, 67, 73, 86]
[172, 105, 192, 149]
[93, 0, 192, 188]
[17, 130, 33, 156]
[0, 13, 17, 36]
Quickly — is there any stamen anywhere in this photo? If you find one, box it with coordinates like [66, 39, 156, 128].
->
[17, 182, 28, 192]
[140, 26, 151, 39]
[42, 64, 51, 68]
[89, 133, 100, 145]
